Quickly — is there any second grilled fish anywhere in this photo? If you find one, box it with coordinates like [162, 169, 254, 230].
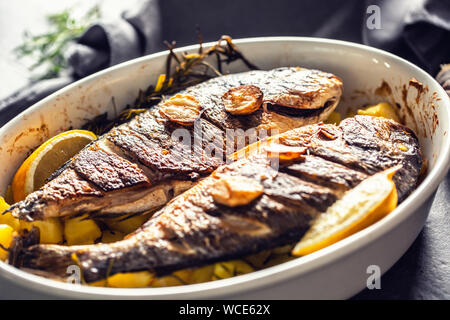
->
[13, 116, 422, 282]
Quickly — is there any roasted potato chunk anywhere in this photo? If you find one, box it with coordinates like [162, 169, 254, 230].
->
[21, 218, 63, 244]
[211, 260, 254, 280]
[107, 271, 153, 288]
[104, 214, 150, 235]
[64, 215, 101, 245]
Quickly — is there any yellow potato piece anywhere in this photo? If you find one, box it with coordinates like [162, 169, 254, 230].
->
[0, 212, 19, 231]
[151, 272, 188, 287]
[190, 265, 215, 284]
[0, 224, 14, 261]
[0, 197, 19, 230]
[107, 271, 153, 288]
[292, 166, 398, 256]
[212, 260, 254, 280]
[105, 214, 150, 235]
[357, 102, 400, 122]
[64, 215, 101, 245]
[104, 214, 150, 235]
[325, 111, 341, 125]
[21, 218, 63, 244]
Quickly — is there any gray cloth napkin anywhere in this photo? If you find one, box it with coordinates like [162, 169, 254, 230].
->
[0, 0, 161, 126]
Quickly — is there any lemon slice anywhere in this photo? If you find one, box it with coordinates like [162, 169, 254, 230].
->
[292, 166, 399, 256]
[11, 130, 96, 202]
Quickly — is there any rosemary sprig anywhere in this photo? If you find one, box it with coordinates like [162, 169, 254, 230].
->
[82, 35, 259, 135]
[14, 5, 101, 80]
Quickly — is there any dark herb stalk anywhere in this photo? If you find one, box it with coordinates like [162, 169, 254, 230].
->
[83, 35, 258, 136]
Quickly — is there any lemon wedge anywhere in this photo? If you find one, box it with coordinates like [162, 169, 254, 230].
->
[292, 166, 399, 256]
[11, 130, 96, 202]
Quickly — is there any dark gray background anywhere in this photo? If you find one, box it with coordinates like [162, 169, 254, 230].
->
[0, 0, 448, 299]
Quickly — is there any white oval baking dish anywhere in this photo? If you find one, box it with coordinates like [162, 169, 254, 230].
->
[0, 37, 448, 299]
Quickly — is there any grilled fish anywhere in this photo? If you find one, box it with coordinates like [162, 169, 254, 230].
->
[14, 116, 422, 282]
[6, 67, 343, 221]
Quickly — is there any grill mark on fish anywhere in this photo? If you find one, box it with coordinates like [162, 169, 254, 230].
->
[261, 172, 338, 213]
[283, 155, 368, 195]
[109, 126, 218, 176]
[71, 145, 150, 192]
[6, 67, 343, 221]
[15, 116, 422, 282]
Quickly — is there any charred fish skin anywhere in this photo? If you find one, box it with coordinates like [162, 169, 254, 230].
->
[5, 67, 343, 222]
[18, 116, 422, 282]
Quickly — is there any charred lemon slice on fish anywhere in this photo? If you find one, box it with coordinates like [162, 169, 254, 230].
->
[211, 175, 264, 207]
[12, 130, 96, 202]
[292, 166, 399, 256]
[222, 85, 263, 115]
[159, 94, 202, 126]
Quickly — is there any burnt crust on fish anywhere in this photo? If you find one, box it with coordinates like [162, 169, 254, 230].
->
[5, 67, 343, 221]
[15, 116, 422, 282]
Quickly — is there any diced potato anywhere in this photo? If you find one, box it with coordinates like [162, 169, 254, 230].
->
[101, 230, 125, 243]
[0, 224, 14, 261]
[211, 260, 254, 280]
[151, 274, 185, 287]
[357, 102, 400, 122]
[325, 111, 341, 125]
[0, 212, 20, 231]
[107, 271, 153, 288]
[64, 215, 101, 245]
[104, 214, 150, 235]
[151, 268, 207, 287]
[173, 269, 193, 283]
[20, 218, 63, 244]
[190, 265, 215, 284]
